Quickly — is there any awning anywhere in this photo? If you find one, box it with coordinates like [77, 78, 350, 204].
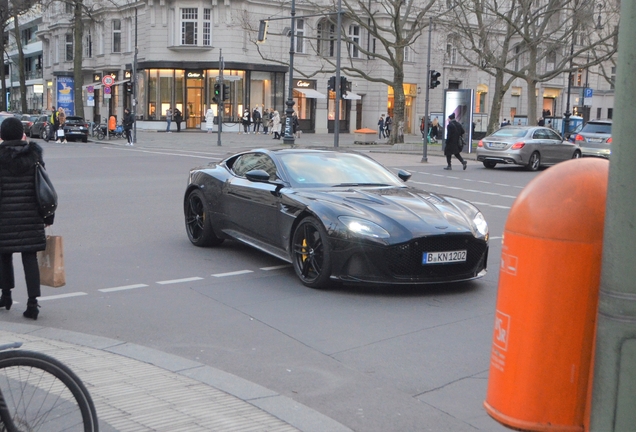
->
[294, 88, 327, 99]
[343, 92, 362, 100]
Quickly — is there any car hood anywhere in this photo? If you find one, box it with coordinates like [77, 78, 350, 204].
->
[294, 186, 475, 237]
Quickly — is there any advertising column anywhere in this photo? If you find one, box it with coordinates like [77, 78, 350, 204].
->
[443, 89, 474, 153]
[57, 76, 75, 115]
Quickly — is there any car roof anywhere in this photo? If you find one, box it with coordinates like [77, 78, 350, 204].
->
[586, 119, 612, 124]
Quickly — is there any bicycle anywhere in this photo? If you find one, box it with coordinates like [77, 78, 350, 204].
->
[0, 342, 99, 431]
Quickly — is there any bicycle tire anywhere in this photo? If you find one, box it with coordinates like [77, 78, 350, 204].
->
[96, 130, 105, 140]
[0, 350, 99, 432]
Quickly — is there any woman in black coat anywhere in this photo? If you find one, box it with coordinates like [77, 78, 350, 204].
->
[444, 113, 467, 170]
[0, 117, 54, 320]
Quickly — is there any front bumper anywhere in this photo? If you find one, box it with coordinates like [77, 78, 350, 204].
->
[329, 234, 489, 284]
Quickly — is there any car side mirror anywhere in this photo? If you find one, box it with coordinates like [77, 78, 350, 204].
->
[245, 169, 272, 183]
[397, 169, 412, 182]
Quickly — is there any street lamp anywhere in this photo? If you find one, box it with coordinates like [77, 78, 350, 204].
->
[282, 0, 296, 145]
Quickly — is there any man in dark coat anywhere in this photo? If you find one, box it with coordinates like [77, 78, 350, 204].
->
[123, 108, 134, 146]
[0, 117, 54, 320]
[444, 113, 467, 170]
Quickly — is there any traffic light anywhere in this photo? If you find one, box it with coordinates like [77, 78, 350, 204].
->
[429, 70, 441, 89]
[257, 20, 269, 44]
[222, 83, 230, 101]
[327, 76, 336, 92]
[212, 83, 221, 104]
[125, 81, 133, 94]
[339, 76, 351, 98]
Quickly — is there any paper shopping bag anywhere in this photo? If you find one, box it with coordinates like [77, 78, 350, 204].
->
[37, 236, 66, 287]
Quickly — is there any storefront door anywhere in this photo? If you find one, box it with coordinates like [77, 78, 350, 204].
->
[186, 73, 203, 129]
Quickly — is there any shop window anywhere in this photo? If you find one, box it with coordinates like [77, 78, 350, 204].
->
[296, 19, 305, 54]
[348, 25, 359, 58]
[203, 9, 211, 46]
[65, 33, 73, 61]
[112, 19, 121, 53]
[181, 8, 198, 45]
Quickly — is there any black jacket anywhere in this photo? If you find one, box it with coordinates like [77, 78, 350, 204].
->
[123, 112, 134, 131]
[0, 140, 53, 253]
[445, 120, 465, 155]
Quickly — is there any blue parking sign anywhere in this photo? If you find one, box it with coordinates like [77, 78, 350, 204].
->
[584, 88, 593, 98]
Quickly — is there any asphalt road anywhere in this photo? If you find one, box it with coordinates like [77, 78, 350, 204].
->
[2, 133, 542, 431]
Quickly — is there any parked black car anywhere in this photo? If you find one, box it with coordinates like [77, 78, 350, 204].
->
[20, 115, 39, 137]
[63, 116, 89, 142]
[29, 115, 51, 139]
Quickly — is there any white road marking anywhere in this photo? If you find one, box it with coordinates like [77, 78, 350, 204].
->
[260, 265, 291, 271]
[103, 147, 220, 159]
[156, 277, 204, 285]
[99, 284, 148, 292]
[39, 292, 88, 301]
[212, 270, 253, 277]
[411, 181, 517, 200]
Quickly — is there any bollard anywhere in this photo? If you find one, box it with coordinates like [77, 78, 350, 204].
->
[484, 158, 609, 431]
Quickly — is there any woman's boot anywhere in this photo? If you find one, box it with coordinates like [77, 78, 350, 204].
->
[23, 298, 39, 320]
[0, 289, 12, 310]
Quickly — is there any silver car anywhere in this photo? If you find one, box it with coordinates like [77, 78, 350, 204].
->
[573, 119, 612, 159]
[476, 126, 581, 171]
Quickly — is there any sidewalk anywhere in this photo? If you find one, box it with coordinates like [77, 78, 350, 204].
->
[0, 322, 352, 432]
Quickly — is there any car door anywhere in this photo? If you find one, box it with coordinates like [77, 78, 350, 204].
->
[224, 153, 282, 246]
[532, 128, 555, 163]
[545, 128, 573, 162]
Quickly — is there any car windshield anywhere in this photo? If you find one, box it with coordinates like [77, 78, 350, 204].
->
[490, 128, 528, 138]
[279, 152, 404, 188]
[580, 123, 612, 134]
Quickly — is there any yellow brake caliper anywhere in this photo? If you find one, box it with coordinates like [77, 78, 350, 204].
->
[301, 238, 308, 262]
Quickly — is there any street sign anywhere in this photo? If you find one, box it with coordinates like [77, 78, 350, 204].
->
[583, 88, 593, 106]
[102, 75, 115, 86]
[104, 85, 111, 99]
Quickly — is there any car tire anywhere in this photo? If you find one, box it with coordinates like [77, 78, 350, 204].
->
[291, 217, 333, 289]
[483, 161, 497, 169]
[526, 152, 541, 171]
[82, 136, 88, 143]
[572, 150, 581, 159]
[43, 125, 51, 142]
[185, 189, 224, 247]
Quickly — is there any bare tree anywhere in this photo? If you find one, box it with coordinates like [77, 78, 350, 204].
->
[0, 0, 9, 111]
[449, 0, 619, 127]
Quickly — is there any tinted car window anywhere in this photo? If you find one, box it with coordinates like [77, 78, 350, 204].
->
[279, 152, 404, 188]
[580, 122, 612, 134]
[533, 129, 549, 139]
[491, 128, 528, 138]
[231, 153, 278, 178]
[545, 129, 562, 140]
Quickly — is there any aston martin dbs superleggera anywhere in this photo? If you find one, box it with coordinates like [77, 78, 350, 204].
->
[184, 149, 489, 288]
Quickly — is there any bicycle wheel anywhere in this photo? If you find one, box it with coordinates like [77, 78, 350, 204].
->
[0, 350, 98, 432]
[96, 130, 105, 140]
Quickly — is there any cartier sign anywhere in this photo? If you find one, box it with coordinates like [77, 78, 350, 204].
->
[187, 71, 203, 78]
[294, 79, 316, 89]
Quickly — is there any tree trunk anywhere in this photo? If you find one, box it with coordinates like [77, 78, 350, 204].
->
[73, 0, 84, 118]
[12, 11, 27, 113]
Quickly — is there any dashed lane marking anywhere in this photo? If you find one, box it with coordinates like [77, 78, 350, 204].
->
[410, 181, 517, 201]
[39, 292, 88, 301]
[212, 270, 254, 277]
[99, 284, 149, 293]
[156, 277, 204, 285]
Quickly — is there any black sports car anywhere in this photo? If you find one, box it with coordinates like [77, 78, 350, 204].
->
[184, 149, 489, 288]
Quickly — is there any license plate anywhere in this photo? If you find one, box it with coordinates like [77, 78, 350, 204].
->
[488, 142, 506, 149]
[422, 250, 467, 264]
[589, 138, 604, 143]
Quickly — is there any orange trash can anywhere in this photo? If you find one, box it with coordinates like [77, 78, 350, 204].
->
[484, 158, 609, 431]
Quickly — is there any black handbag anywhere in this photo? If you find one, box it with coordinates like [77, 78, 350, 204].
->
[459, 136, 466, 151]
[35, 162, 58, 217]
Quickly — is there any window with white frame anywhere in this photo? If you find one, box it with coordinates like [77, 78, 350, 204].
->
[127, 18, 133, 52]
[84, 28, 92, 58]
[203, 9, 211, 46]
[546, 49, 556, 72]
[296, 19, 305, 54]
[65, 33, 73, 61]
[54, 36, 59, 63]
[446, 42, 457, 65]
[112, 19, 121, 53]
[348, 24, 360, 58]
[181, 8, 198, 45]
[65, 2, 73, 14]
[317, 20, 335, 57]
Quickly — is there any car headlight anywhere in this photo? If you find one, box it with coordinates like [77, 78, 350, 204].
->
[473, 212, 489, 239]
[338, 216, 390, 239]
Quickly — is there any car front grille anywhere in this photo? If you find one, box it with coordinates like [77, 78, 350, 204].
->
[385, 235, 487, 279]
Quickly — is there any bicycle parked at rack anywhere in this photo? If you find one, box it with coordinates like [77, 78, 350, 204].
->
[0, 342, 99, 431]
[96, 123, 124, 140]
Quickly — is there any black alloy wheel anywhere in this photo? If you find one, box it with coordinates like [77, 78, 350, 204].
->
[291, 217, 333, 289]
[483, 161, 497, 169]
[185, 189, 224, 247]
[572, 150, 581, 159]
[527, 152, 541, 171]
[43, 124, 51, 142]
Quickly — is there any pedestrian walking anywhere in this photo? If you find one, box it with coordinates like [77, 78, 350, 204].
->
[50, 106, 59, 141]
[262, 108, 270, 134]
[292, 112, 301, 138]
[444, 113, 467, 171]
[174, 108, 183, 132]
[384, 114, 393, 138]
[56, 107, 67, 143]
[252, 108, 262, 134]
[272, 110, 281, 139]
[241, 109, 251, 134]
[0, 117, 55, 320]
[165, 107, 172, 132]
[205, 108, 215, 133]
[378, 115, 385, 138]
[123, 108, 134, 146]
